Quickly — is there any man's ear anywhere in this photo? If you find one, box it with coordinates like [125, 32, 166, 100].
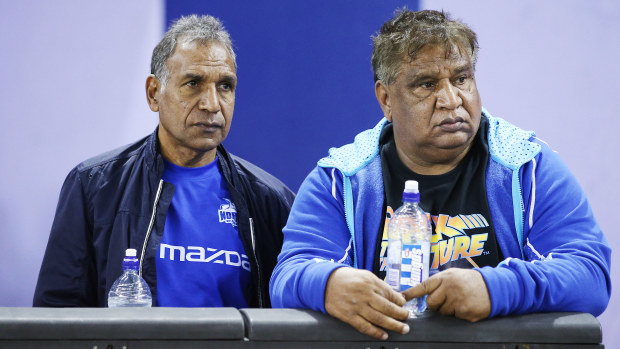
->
[375, 80, 392, 122]
[146, 75, 161, 112]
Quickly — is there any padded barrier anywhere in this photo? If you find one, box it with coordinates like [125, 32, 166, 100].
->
[0, 308, 603, 348]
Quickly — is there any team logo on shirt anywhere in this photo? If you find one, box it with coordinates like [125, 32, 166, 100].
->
[218, 199, 237, 227]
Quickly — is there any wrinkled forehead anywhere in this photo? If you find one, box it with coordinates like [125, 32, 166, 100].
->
[406, 41, 474, 65]
[175, 38, 231, 59]
[167, 39, 235, 72]
[395, 42, 474, 76]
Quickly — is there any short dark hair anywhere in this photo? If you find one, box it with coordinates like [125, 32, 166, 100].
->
[371, 9, 479, 85]
[150, 14, 236, 88]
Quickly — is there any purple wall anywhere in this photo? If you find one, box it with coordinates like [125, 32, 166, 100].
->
[0, 1, 162, 305]
[420, 0, 620, 345]
[1, 0, 617, 346]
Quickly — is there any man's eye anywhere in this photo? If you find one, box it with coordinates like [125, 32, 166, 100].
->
[455, 76, 468, 84]
[186, 80, 197, 87]
[220, 83, 233, 91]
[421, 82, 434, 89]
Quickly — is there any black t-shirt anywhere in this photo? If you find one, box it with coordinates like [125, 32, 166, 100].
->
[374, 117, 503, 280]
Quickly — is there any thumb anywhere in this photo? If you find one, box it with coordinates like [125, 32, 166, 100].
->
[403, 277, 440, 301]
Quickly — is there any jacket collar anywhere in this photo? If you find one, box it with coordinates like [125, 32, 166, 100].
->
[484, 108, 541, 170]
[318, 108, 541, 175]
[144, 127, 236, 181]
[144, 127, 162, 176]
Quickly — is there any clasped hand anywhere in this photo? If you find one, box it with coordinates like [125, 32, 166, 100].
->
[324, 267, 491, 340]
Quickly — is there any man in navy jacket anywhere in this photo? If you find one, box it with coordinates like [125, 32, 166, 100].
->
[34, 14, 294, 308]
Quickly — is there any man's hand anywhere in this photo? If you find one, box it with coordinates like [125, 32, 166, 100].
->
[403, 268, 491, 322]
[324, 267, 411, 340]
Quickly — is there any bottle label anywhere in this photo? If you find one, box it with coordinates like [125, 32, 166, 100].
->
[386, 241, 402, 289]
[386, 268, 400, 289]
[400, 244, 424, 291]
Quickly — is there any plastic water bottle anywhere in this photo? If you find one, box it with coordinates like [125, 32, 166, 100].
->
[107, 248, 152, 307]
[385, 180, 431, 315]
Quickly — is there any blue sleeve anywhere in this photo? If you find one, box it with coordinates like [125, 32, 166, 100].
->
[480, 143, 611, 317]
[269, 166, 353, 312]
[33, 167, 98, 307]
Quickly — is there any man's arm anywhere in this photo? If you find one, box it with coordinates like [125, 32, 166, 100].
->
[33, 168, 97, 307]
[405, 144, 611, 319]
[482, 145, 611, 317]
[270, 166, 410, 340]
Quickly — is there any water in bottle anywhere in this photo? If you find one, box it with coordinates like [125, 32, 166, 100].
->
[107, 248, 152, 307]
[385, 180, 431, 315]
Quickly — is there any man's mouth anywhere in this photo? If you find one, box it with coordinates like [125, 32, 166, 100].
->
[193, 122, 222, 132]
[439, 117, 465, 132]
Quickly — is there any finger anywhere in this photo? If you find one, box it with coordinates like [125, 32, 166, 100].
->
[437, 296, 456, 317]
[369, 291, 410, 322]
[402, 275, 442, 300]
[377, 283, 406, 307]
[348, 314, 390, 340]
[361, 302, 410, 336]
[425, 286, 447, 312]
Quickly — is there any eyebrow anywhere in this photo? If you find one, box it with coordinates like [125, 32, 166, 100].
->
[180, 73, 237, 86]
[219, 74, 237, 85]
[452, 64, 473, 75]
[181, 73, 204, 82]
[406, 63, 473, 84]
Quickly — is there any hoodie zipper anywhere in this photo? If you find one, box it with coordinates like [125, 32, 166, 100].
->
[512, 171, 526, 259]
[140, 179, 164, 277]
[249, 217, 264, 307]
[342, 175, 357, 268]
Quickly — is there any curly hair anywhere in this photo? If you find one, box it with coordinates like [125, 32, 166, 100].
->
[371, 9, 478, 85]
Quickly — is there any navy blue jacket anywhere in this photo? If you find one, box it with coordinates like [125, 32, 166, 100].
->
[34, 129, 295, 308]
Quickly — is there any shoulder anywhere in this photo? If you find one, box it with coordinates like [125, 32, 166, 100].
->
[74, 134, 153, 175]
[61, 133, 156, 195]
[229, 153, 295, 203]
[484, 109, 541, 169]
[317, 118, 387, 175]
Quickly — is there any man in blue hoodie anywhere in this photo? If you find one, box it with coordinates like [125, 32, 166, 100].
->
[270, 9, 611, 340]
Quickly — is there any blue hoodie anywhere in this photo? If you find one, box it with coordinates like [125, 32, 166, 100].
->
[270, 110, 611, 318]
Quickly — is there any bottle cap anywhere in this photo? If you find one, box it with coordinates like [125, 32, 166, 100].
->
[404, 180, 419, 193]
[122, 249, 139, 270]
[403, 180, 420, 202]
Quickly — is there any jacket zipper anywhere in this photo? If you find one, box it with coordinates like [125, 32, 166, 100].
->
[140, 179, 164, 277]
[249, 217, 263, 307]
[512, 170, 526, 259]
[342, 175, 357, 268]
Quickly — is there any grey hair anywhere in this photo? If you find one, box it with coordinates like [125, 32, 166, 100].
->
[371, 9, 479, 85]
[150, 14, 236, 87]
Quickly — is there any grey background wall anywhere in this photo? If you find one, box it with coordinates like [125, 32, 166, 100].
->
[1, 0, 617, 346]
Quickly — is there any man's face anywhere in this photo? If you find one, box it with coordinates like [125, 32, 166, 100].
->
[148, 40, 236, 166]
[376, 44, 482, 172]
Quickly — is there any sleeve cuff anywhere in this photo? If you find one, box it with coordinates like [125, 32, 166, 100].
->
[300, 261, 346, 313]
[476, 264, 521, 318]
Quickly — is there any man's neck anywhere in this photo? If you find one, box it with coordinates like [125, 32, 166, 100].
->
[396, 143, 473, 175]
[160, 146, 217, 168]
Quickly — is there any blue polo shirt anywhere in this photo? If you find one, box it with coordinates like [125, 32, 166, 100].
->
[156, 157, 251, 307]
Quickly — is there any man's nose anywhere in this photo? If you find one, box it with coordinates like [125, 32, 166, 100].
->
[198, 86, 221, 113]
[436, 79, 461, 110]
